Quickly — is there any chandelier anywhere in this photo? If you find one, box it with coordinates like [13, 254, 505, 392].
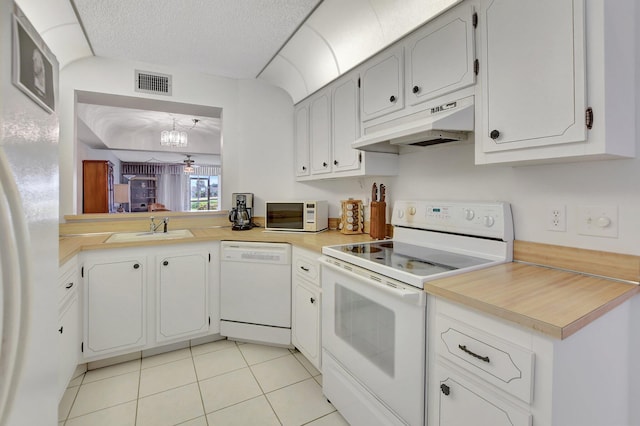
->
[161, 118, 199, 147]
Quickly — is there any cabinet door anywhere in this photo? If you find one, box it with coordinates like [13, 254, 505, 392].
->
[480, 0, 586, 151]
[360, 46, 404, 121]
[435, 365, 531, 426]
[84, 257, 146, 357]
[405, 5, 475, 106]
[157, 252, 209, 342]
[309, 92, 332, 175]
[292, 279, 320, 369]
[332, 74, 361, 173]
[295, 103, 310, 177]
[58, 294, 79, 398]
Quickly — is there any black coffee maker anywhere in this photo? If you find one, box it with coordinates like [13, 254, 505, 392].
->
[229, 193, 254, 230]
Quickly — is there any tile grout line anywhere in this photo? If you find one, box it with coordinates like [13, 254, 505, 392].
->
[134, 359, 142, 425]
[191, 344, 211, 426]
[238, 343, 285, 425]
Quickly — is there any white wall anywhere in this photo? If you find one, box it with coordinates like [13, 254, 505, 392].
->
[59, 56, 376, 219]
[59, 56, 240, 217]
[388, 140, 640, 255]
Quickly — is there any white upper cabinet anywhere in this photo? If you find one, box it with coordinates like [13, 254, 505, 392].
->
[405, 5, 476, 107]
[360, 46, 404, 122]
[295, 73, 399, 181]
[309, 91, 332, 176]
[480, 0, 586, 151]
[294, 103, 310, 177]
[332, 71, 361, 173]
[476, 0, 636, 164]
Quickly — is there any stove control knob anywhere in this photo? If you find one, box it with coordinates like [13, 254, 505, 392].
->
[397, 210, 405, 219]
[409, 207, 417, 216]
[483, 215, 495, 227]
[464, 209, 475, 220]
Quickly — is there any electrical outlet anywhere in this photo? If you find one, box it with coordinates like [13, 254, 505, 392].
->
[547, 205, 566, 232]
[577, 205, 618, 238]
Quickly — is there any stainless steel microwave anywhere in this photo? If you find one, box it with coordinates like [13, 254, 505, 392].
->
[265, 201, 329, 232]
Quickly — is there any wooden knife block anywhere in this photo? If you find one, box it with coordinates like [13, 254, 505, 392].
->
[369, 201, 386, 240]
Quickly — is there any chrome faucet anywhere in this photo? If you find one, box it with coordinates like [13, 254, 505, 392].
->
[150, 216, 169, 233]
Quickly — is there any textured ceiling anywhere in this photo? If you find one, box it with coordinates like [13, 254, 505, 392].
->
[72, 0, 321, 79]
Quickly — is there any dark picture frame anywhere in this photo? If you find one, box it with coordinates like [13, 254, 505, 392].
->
[12, 13, 56, 113]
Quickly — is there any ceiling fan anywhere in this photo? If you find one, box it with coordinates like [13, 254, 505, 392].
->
[183, 155, 197, 173]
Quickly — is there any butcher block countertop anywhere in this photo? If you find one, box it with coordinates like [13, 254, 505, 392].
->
[59, 226, 640, 340]
[425, 261, 639, 339]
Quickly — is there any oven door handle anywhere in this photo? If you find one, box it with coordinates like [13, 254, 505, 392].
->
[322, 259, 426, 306]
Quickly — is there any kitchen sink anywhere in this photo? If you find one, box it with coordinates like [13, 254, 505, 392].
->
[105, 229, 194, 243]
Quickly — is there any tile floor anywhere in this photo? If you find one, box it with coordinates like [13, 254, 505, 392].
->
[58, 339, 349, 426]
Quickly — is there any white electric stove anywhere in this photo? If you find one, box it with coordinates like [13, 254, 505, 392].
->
[320, 200, 514, 426]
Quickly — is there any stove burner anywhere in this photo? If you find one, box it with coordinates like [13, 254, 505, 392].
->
[378, 242, 394, 249]
[343, 245, 382, 254]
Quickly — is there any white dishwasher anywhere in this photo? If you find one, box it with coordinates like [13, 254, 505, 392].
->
[220, 241, 292, 346]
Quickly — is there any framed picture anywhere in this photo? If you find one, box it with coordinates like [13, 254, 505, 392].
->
[12, 13, 57, 113]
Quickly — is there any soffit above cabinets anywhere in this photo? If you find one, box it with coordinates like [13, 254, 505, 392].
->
[259, 0, 463, 103]
[15, 0, 461, 104]
[15, 0, 93, 69]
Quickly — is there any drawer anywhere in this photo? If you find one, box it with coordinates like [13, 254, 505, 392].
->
[58, 258, 79, 304]
[435, 314, 535, 404]
[292, 248, 320, 285]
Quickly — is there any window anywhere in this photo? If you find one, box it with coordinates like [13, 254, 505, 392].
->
[189, 175, 219, 211]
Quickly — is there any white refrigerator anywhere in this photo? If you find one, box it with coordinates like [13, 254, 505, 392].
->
[1, 2, 59, 425]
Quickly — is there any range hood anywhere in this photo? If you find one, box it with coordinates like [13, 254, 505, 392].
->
[352, 96, 474, 153]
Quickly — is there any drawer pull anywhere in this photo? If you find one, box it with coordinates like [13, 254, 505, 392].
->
[58, 326, 63, 334]
[458, 344, 490, 363]
[300, 266, 310, 272]
[440, 383, 450, 396]
[65, 282, 74, 289]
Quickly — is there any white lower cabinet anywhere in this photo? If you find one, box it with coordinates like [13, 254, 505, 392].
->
[156, 251, 209, 342]
[435, 364, 531, 426]
[291, 247, 321, 370]
[58, 256, 80, 399]
[81, 243, 216, 362]
[83, 252, 147, 359]
[428, 297, 633, 426]
[292, 278, 320, 367]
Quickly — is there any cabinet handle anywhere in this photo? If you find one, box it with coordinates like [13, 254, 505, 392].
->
[133, 263, 140, 269]
[65, 282, 74, 289]
[412, 85, 420, 94]
[58, 326, 64, 334]
[302, 166, 306, 171]
[458, 344, 490, 363]
[163, 260, 169, 266]
[300, 266, 310, 272]
[322, 162, 328, 168]
[334, 160, 338, 166]
[490, 129, 500, 140]
[440, 383, 450, 396]
[389, 95, 396, 103]
[310, 297, 316, 304]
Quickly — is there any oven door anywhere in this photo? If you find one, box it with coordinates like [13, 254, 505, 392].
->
[321, 257, 427, 426]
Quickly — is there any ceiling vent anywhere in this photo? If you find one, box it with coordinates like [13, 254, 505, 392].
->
[135, 70, 172, 96]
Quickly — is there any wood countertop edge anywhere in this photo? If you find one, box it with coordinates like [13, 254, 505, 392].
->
[559, 286, 640, 339]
